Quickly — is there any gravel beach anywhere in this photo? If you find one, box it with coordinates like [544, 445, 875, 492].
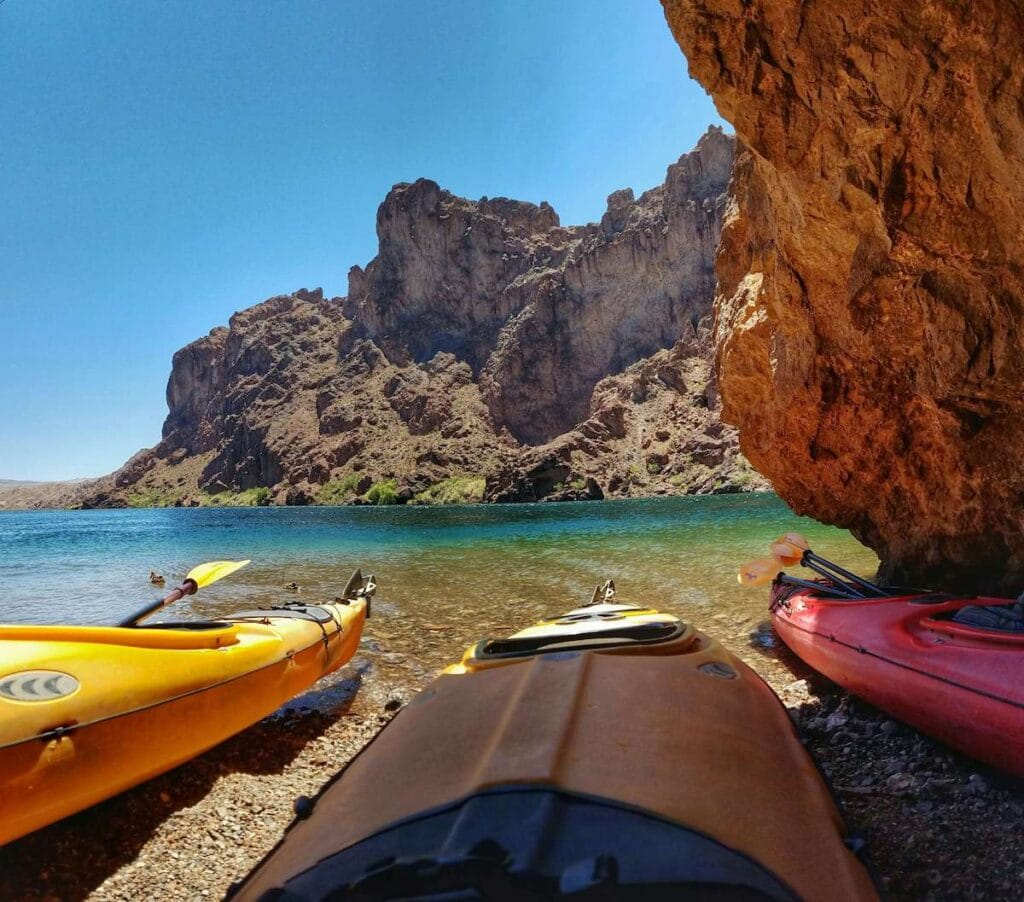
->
[2, 629, 1023, 901]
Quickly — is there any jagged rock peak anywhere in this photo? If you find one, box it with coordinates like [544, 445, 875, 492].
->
[376, 178, 561, 239]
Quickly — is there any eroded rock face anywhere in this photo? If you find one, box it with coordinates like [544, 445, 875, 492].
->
[347, 127, 735, 444]
[484, 315, 764, 502]
[44, 128, 768, 511]
[344, 181, 569, 371]
[664, 0, 1024, 591]
[481, 131, 733, 443]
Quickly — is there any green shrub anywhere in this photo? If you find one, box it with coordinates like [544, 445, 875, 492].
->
[413, 475, 486, 505]
[246, 486, 272, 506]
[364, 479, 399, 505]
[569, 477, 587, 491]
[646, 460, 663, 475]
[317, 472, 362, 505]
[126, 488, 180, 508]
[733, 470, 755, 489]
[200, 486, 272, 507]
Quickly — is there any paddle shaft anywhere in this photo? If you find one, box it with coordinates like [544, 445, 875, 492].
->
[118, 579, 198, 627]
[803, 551, 885, 597]
[800, 556, 865, 597]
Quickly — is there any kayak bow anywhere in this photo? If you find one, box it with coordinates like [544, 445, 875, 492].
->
[234, 589, 876, 900]
[0, 571, 373, 846]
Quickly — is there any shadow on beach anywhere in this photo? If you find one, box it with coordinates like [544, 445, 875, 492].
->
[0, 667, 367, 901]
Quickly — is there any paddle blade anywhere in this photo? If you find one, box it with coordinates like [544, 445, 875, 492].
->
[774, 532, 810, 551]
[738, 557, 782, 587]
[186, 559, 251, 590]
[769, 539, 804, 567]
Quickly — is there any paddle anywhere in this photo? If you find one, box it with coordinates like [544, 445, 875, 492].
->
[770, 533, 885, 597]
[737, 556, 863, 598]
[737, 557, 782, 587]
[118, 560, 251, 627]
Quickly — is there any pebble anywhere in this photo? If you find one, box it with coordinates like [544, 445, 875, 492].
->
[967, 774, 989, 796]
[383, 688, 410, 713]
[886, 772, 914, 793]
[826, 711, 849, 730]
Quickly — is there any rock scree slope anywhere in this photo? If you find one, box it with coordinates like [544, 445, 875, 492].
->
[15, 127, 766, 510]
[664, 0, 1024, 591]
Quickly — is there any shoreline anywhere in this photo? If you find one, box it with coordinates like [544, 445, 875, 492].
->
[0, 482, 765, 513]
[3, 626, 1023, 900]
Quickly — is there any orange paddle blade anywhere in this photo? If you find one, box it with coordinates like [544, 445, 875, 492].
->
[769, 539, 804, 567]
[738, 557, 782, 587]
[186, 559, 251, 590]
[774, 532, 810, 551]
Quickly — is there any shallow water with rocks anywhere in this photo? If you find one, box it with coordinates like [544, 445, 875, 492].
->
[1, 496, 1022, 899]
[0, 495, 875, 698]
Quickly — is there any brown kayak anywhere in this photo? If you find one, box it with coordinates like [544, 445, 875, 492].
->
[232, 593, 876, 900]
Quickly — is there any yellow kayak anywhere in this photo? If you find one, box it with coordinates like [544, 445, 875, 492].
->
[0, 572, 372, 847]
[234, 583, 876, 901]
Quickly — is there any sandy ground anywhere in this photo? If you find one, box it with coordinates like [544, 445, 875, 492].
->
[2, 641, 1024, 900]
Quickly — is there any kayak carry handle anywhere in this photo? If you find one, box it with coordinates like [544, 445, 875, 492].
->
[337, 569, 377, 618]
[587, 579, 616, 607]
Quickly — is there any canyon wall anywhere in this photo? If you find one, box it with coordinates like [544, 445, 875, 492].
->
[664, 0, 1024, 590]
[47, 126, 764, 509]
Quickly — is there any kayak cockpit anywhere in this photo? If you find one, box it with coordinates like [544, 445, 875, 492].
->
[255, 787, 799, 901]
[474, 612, 689, 660]
[467, 587, 692, 661]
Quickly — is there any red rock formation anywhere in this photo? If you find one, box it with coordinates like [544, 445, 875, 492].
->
[664, 0, 1024, 591]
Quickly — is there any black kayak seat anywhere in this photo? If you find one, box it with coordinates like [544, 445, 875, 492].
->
[951, 602, 1024, 632]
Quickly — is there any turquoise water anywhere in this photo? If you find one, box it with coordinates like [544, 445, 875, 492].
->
[0, 494, 877, 685]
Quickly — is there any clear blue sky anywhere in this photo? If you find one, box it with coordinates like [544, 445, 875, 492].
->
[0, 0, 723, 481]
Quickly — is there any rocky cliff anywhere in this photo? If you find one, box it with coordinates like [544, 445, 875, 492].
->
[664, 1, 1024, 591]
[23, 126, 765, 511]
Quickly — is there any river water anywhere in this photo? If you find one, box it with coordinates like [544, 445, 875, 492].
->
[0, 494, 878, 698]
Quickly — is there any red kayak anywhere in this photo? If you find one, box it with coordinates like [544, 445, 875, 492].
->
[770, 581, 1024, 776]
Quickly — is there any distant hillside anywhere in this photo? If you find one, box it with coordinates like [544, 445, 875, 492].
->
[0, 478, 99, 509]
